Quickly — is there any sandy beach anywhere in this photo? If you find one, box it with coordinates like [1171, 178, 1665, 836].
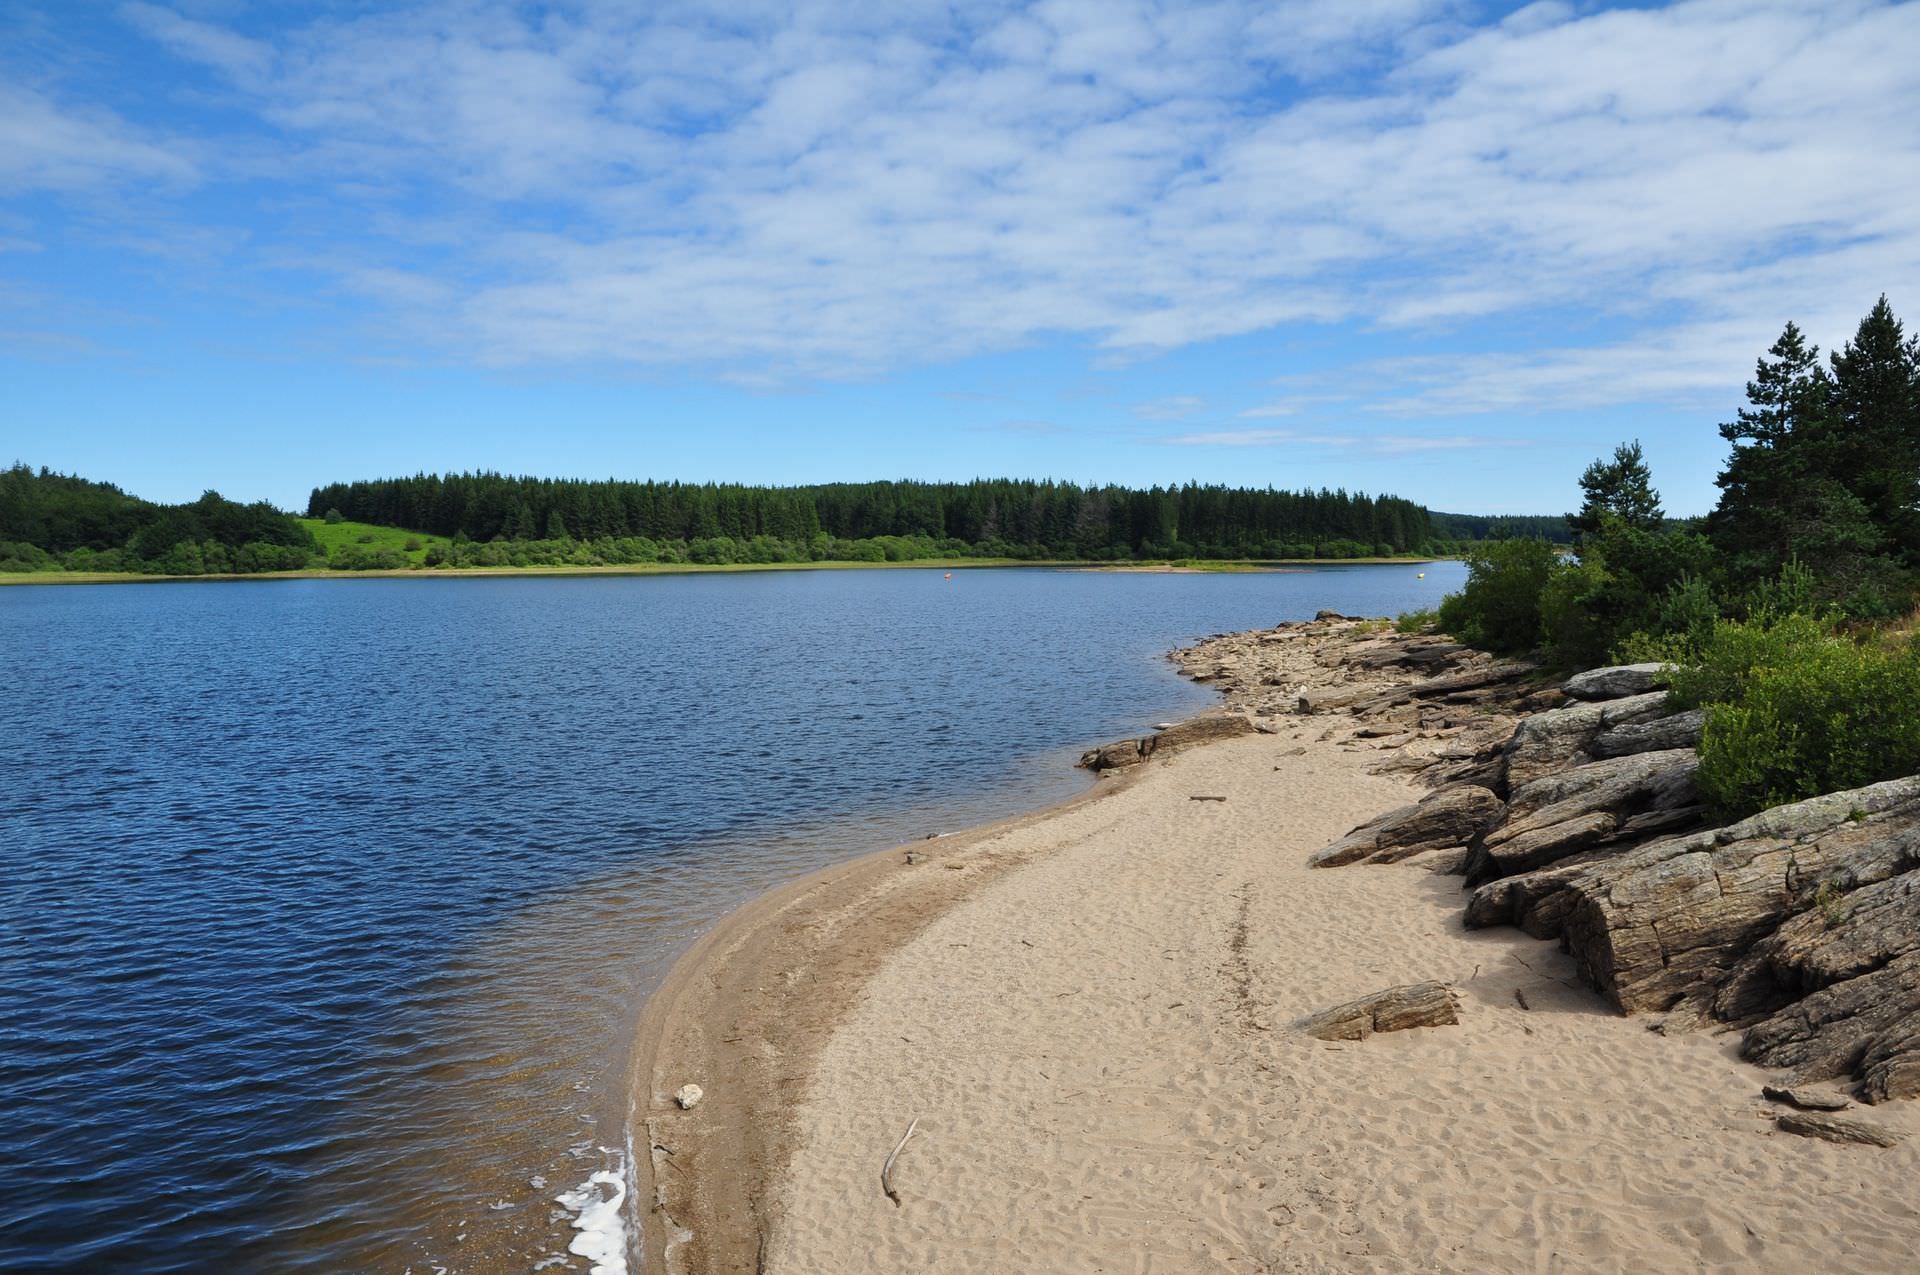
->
[635, 649, 1920, 1274]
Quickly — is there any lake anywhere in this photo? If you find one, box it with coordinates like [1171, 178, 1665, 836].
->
[0, 562, 1463, 1272]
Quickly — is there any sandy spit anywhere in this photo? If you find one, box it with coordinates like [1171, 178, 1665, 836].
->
[635, 720, 1920, 1275]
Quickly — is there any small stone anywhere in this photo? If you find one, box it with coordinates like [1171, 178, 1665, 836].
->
[1761, 1084, 1850, 1112]
[674, 1083, 704, 1110]
[1300, 981, 1459, 1040]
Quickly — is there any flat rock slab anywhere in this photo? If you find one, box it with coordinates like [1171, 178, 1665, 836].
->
[1078, 715, 1256, 770]
[1774, 1111, 1904, 1147]
[1562, 663, 1669, 701]
[1301, 981, 1460, 1041]
[1762, 1085, 1850, 1111]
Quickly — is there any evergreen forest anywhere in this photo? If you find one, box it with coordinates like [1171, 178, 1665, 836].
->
[303, 476, 1438, 568]
[1425, 295, 1920, 817]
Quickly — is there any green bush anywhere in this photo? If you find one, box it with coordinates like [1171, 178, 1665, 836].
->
[1665, 610, 1836, 710]
[330, 545, 410, 570]
[1434, 538, 1564, 652]
[1394, 607, 1438, 634]
[1696, 631, 1920, 817]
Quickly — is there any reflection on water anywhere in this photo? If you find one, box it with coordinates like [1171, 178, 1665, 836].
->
[0, 563, 1462, 1271]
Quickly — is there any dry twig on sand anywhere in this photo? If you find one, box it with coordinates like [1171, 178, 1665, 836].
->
[881, 1118, 919, 1207]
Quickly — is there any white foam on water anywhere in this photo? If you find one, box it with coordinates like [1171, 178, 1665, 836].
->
[555, 1146, 631, 1275]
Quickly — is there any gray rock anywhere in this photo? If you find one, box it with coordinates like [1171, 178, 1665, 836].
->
[1298, 687, 1367, 714]
[1309, 785, 1504, 868]
[1507, 748, 1699, 820]
[1079, 737, 1150, 770]
[1463, 749, 1698, 885]
[1562, 663, 1670, 701]
[1761, 1084, 1850, 1111]
[1774, 1111, 1904, 1146]
[1744, 949, 1920, 1103]
[1589, 709, 1705, 759]
[1558, 777, 1920, 1015]
[1153, 715, 1258, 753]
[1078, 715, 1256, 770]
[1467, 811, 1616, 882]
[1502, 692, 1670, 790]
[1301, 981, 1459, 1040]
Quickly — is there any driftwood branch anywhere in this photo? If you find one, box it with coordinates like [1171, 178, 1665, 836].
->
[881, 1117, 919, 1207]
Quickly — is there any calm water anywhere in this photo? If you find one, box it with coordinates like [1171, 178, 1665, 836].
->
[0, 563, 1462, 1273]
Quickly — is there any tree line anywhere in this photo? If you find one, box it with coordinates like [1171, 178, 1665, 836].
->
[305, 476, 1439, 561]
[1431, 295, 1920, 817]
[0, 466, 315, 575]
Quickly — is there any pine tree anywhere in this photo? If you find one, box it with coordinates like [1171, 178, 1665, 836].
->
[1824, 296, 1920, 558]
[1569, 441, 1663, 543]
[1707, 306, 1910, 607]
[1708, 322, 1832, 579]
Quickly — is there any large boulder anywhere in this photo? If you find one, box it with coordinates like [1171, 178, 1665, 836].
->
[1464, 850, 1617, 937]
[1744, 949, 1920, 1102]
[1589, 709, 1705, 759]
[1501, 692, 1670, 790]
[1461, 749, 1699, 885]
[1557, 777, 1920, 1015]
[1309, 785, 1504, 868]
[1562, 663, 1670, 701]
[1346, 661, 1540, 714]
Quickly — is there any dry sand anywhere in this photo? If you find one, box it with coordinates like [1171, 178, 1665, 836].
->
[638, 718, 1920, 1274]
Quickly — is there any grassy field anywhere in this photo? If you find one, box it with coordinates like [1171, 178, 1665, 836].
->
[299, 518, 452, 565]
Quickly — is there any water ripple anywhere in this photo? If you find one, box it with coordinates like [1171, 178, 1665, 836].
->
[0, 564, 1461, 1271]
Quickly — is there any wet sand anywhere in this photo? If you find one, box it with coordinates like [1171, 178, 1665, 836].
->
[634, 720, 1920, 1274]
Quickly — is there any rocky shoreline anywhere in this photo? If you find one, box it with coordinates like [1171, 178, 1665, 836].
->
[1124, 614, 1919, 1136]
[638, 613, 1919, 1275]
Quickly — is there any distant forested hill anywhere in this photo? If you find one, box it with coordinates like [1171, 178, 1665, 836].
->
[306, 474, 1437, 560]
[1428, 510, 1573, 544]
[3, 461, 1574, 578]
[0, 464, 316, 574]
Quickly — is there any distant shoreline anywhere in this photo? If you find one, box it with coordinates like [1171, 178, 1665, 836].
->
[0, 556, 1441, 587]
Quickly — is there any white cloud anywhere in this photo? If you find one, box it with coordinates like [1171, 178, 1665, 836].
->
[1166, 427, 1518, 454]
[0, 83, 195, 192]
[29, 0, 1919, 403]
[1131, 394, 1208, 420]
[119, 2, 273, 86]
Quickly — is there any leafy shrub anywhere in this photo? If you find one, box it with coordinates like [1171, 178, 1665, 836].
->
[323, 508, 345, 524]
[1434, 538, 1564, 652]
[1395, 607, 1438, 634]
[1696, 630, 1920, 816]
[0, 540, 55, 572]
[1537, 554, 1613, 667]
[330, 545, 409, 570]
[1665, 610, 1836, 710]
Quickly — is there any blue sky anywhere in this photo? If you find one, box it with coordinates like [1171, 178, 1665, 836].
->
[4, 0, 1918, 515]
